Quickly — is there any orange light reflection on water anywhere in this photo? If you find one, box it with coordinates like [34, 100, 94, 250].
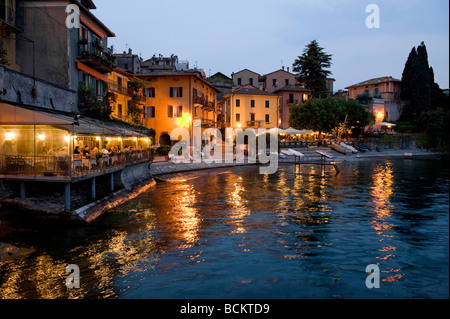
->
[370, 162, 403, 283]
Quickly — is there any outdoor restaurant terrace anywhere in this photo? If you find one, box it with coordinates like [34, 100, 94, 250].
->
[0, 103, 152, 182]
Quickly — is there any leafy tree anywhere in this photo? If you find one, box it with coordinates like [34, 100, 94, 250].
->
[289, 98, 343, 138]
[289, 98, 374, 137]
[292, 40, 333, 98]
[344, 99, 375, 136]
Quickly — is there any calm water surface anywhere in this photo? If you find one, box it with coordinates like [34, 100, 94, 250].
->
[0, 159, 448, 299]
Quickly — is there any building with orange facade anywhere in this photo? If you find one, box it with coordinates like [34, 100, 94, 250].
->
[137, 70, 220, 146]
[345, 76, 403, 123]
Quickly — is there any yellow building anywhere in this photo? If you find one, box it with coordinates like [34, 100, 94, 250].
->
[224, 85, 279, 130]
[107, 69, 134, 122]
[137, 70, 219, 145]
[345, 76, 401, 101]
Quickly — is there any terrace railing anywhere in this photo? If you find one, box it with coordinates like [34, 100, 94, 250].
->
[0, 150, 152, 179]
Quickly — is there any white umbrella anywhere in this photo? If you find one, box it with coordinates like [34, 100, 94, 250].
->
[256, 127, 285, 136]
[284, 127, 303, 134]
[374, 122, 396, 127]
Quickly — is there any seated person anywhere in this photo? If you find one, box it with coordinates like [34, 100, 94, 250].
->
[83, 146, 90, 156]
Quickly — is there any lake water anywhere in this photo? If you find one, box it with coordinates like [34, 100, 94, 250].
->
[0, 158, 448, 299]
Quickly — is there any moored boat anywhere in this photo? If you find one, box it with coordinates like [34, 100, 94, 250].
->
[330, 143, 348, 155]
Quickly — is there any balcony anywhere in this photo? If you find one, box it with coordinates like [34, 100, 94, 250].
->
[193, 95, 205, 106]
[246, 120, 264, 129]
[78, 42, 116, 74]
[108, 81, 133, 97]
[204, 101, 216, 112]
[201, 119, 216, 128]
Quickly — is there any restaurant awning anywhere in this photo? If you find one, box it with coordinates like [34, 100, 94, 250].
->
[0, 103, 148, 137]
[0, 102, 73, 127]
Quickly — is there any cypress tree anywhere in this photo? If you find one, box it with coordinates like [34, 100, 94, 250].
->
[400, 42, 438, 122]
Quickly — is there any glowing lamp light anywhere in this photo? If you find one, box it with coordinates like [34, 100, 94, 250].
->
[95, 136, 101, 141]
[37, 134, 46, 141]
[5, 132, 16, 141]
[64, 135, 71, 142]
[185, 116, 191, 123]
[237, 123, 242, 128]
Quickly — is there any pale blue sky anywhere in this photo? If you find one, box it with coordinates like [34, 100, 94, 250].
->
[93, 0, 449, 91]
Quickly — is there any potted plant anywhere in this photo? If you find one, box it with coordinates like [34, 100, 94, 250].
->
[79, 81, 95, 106]
[79, 38, 88, 46]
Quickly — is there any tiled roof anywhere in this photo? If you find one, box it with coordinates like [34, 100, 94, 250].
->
[345, 76, 401, 89]
[273, 84, 311, 93]
[228, 86, 278, 96]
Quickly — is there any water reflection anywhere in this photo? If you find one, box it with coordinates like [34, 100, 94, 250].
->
[370, 162, 403, 283]
[0, 159, 448, 299]
[226, 175, 251, 234]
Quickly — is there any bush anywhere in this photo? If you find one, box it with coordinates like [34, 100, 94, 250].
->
[156, 145, 172, 156]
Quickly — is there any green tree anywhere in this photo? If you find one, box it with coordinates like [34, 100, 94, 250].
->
[289, 98, 374, 137]
[344, 99, 375, 136]
[400, 42, 438, 122]
[292, 40, 333, 98]
[289, 98, 344, 138]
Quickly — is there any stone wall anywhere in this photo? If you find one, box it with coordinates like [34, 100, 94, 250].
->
[0, 66, 77, 113]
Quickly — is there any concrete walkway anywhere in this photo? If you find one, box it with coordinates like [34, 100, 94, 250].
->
[149, 156, 256, 176]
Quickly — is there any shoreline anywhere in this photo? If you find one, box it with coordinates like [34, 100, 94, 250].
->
[0, 148, 447, 225]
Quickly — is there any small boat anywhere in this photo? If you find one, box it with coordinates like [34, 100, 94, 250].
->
[355, 144, 369, 152]
[316, 150, 335, 159]
[340, 143, 358, 154]
[288, 149, 305, 157]
[154, 177, 167, 183]
[281, 150, 293, 156]
[331, 143, 348, 155]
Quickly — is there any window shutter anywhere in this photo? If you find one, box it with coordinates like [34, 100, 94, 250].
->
[179, 87, 183, 97]
[178, 106, 183, 117]
[170, 87, 174, 97]
[168, 105, 173, 117]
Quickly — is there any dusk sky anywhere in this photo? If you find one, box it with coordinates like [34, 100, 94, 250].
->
[93, 0, 449, 91]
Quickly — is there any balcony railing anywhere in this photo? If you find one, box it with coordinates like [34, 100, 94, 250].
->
[108, 81, 133, 96]
[193, 95, 205, 105]
[0, 151, 152, 179]
[78, 44, 116, 73]
[246, 120, 263, 128]
[201, 119, 216, 128]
